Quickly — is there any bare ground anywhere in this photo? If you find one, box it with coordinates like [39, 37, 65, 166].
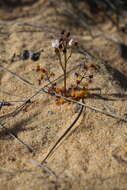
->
[0, 1, 127, 190]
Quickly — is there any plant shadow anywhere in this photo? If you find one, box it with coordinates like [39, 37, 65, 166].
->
[0, 112, 38, 140]
[104, 62, 127, 91]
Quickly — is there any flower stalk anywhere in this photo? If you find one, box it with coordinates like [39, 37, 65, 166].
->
[51, 30, 77, 96]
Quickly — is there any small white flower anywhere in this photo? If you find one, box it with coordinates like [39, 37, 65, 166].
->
[51, 39, 59, 48]
[68, 39, 74, 46]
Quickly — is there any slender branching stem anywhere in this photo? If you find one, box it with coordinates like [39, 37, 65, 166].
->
[63, 51, 67, 95]
[66, 49, 72, 62]
[57, 51, 64, 72]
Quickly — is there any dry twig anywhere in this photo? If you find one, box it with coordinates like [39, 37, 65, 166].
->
[52, 93, 127, 122]
[0, 123, 34, 152]
[1, 62, 127, 122]
[30, 160, 57, 178]
[0, 62, 83, 121]
[41, 101, 84, 163]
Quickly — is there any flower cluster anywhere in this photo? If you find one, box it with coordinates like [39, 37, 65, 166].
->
[51, 30, 78, 96]
[34, 30, 97, 104]
[51, 30, 78, 51]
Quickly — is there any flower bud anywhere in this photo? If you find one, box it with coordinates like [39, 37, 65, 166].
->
[61, 30, 65, 35]
[51, 39, 59, 48]
[66, 32, 70, 37]
[68, 39, 74, 46]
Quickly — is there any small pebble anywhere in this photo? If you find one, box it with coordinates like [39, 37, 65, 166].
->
[48, 111, 55, 115]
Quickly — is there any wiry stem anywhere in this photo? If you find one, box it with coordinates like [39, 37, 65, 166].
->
[57, 50, 64, 72]
[63, 51, 67, 95]
[0, 63, 83, 121]
[66, 49, 72, 62]
[41, 100, 84, 163]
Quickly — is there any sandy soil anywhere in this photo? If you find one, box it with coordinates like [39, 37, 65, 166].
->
[0, 1, 127, 190]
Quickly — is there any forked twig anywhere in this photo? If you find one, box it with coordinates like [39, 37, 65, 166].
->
[1, 63, 127, 123]
[0, 100, 28, 110]
[1, 53, 127, 123]
[0, 99, 31, 121]
[0, 62, 83, 121]
[0, 100, 11, 109]
[0, 123, 34, 152]
[41, 101, 84, 163]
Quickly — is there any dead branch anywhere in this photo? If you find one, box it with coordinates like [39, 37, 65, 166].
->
[30, 160, 57, 178]
[1, 62, 127, 123]
[0, 123, 34, 152]
[41, 101, 84, 163]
